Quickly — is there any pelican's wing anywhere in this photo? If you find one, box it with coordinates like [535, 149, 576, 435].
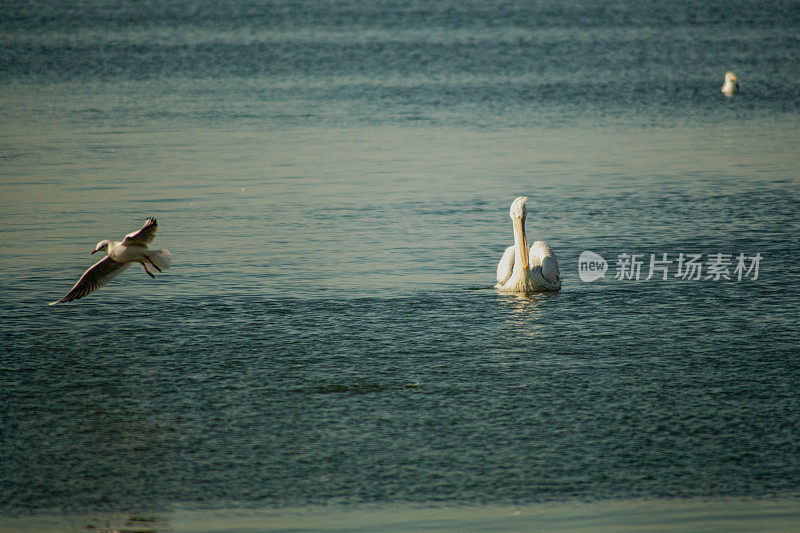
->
[496, 245, 515, 285]
[530, 241, 560, 285]
[541, 255, 560, 284]
[122, 217, 158, 246]
[50, 256, 130, 304]
[530, 266, 562, 292]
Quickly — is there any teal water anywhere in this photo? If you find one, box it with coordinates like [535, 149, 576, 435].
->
[1, 0, 800, 524]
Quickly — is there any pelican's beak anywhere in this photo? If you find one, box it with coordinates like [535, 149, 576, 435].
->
[513, 216, 529, 270]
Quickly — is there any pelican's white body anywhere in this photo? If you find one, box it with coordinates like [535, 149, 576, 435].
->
[495, 197, 561, 293]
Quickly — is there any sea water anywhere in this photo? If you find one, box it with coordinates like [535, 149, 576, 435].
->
[1, 1, 799, 530]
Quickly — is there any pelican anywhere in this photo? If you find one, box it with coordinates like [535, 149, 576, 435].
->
[721, 71, 738, 97]
[495, 196, 561, 293]
[50, 217, 171, 305]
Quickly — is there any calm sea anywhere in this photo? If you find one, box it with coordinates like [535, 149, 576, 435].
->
[2, 0, 800, 529]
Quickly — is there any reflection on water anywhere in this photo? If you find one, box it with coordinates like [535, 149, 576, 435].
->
[496, 291, 555, 337]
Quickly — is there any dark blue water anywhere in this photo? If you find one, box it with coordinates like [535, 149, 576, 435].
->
[4, 285, 800, 512]
[1, 0, 800, 519]
[2, 0, 800, 128]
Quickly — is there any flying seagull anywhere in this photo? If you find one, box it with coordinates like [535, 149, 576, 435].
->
[50, 217, 171, 305]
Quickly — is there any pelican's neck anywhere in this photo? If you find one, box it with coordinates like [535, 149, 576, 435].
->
[512, 216, 529, 271]
[504, 216, 534, 292]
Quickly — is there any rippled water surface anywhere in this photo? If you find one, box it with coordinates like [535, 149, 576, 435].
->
[1, 0, 800, 527]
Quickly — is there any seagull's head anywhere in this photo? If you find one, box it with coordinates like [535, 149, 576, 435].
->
[725, 71, 737, 83]
[509, 196, 529, 270]
[92, 240, 110, 255]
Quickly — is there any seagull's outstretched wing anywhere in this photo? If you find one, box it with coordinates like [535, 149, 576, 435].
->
[50, 256, 130, 305]
[122, 217, 158, 246]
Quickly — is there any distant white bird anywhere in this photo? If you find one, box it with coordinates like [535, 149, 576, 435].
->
[50, 217, 171, 305]
[495, 196, 561, 294]
[722, 71, 738, 97]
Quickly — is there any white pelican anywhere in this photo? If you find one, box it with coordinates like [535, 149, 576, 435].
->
[721, 71, 738, 97]
[50, 217, 171, 304]
[495, 196, 561, 293]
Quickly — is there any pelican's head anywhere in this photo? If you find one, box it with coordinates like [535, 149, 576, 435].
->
[725, 71, 737, 83]
[509, 196, 528, 220]
[509, 196, 529, 270]
[92, 240, 110, 254]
